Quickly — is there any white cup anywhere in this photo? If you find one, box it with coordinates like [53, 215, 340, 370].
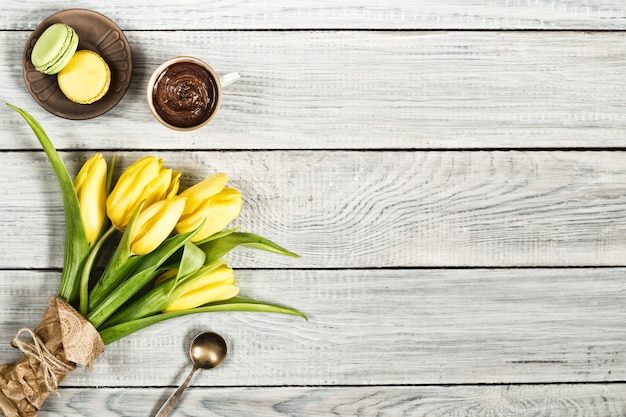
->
[147, 56, 240, 131]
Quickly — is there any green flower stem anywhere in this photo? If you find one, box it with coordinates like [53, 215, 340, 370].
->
[87, 231, 197, 328]
[88, 204, 142, 310]
[87, 267, 159, 328]
[7, 104, 89, 306]
[88, 256, 142, 311]
[99, 279, 177, 329]
[100, 260, 225, 328]
[79, 225, 116, 316]
[98, 297, 307, 345]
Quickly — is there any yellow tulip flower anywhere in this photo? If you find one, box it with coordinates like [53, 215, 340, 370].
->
[74, 153, 107, 243]
[106, 156, 181, 229]
[130, 197, 186, 255]
[164, 265, 239, 312]
[175, 173, 243, 242]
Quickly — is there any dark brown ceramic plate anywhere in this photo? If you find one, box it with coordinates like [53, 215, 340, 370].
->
[23, 9, 132, 120]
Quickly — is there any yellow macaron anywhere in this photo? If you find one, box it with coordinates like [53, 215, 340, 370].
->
[57, 50, 111, 104]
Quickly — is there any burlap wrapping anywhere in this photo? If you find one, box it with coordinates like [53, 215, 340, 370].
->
[0, 296, 105, 417]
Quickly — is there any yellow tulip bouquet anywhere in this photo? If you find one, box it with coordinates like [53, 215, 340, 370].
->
[0, 105, 305, 417]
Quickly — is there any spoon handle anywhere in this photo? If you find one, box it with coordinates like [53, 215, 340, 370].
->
[154, 366, 199, 417]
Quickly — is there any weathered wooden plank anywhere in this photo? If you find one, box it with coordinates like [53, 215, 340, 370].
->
[3, 31, 626, 150]
[3, 1, 626, 30]
[1, 151, 626, 269]
[39, 384, 626, 417]
[0, 269, 623, 386]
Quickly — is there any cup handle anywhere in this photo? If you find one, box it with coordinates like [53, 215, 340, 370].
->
[220, 72, 241, 88]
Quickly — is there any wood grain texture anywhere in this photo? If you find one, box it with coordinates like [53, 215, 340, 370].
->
[1, 2, 625, 416]
[38, 384, 626, 417]
[2, 31, 626, 150]
[3, 1, 626, 30]
[1, 150, 626, 269]
[0, 269, 623, 386]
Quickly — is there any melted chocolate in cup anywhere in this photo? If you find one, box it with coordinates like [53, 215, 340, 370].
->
[148, 57, 223, 131]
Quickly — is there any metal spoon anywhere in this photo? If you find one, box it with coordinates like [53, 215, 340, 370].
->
[154, 332, 227, 417]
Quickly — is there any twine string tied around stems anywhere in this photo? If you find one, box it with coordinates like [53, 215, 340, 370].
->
[11, 328, 74, 395]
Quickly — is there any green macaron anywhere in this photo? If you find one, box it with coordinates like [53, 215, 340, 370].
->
[31, 23, 79, 75]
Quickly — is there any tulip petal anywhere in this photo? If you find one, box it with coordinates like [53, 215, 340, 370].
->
[142, 168, 174, 207]
[75, 153, 107, 243]
[167, 170, 181, 198]
[175, 198, 211, 234]
[131, 197, 186, 255]
[179, 173, 228, 214]
[106, 156, 161, 228]
[188, 188, 243, 242]
[180, 173, 228, 200]
[181, 265, 234, 294]
[164, 283, 239, 312]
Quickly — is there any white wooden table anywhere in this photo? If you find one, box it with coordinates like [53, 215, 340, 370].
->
[1, 1, 625, 416]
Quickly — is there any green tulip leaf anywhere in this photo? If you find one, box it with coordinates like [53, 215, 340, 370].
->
[100, 259, 225, 328]
[88, 203, 143, 310]
[194, 227, 240, 245]
[99, 274, 175, 329]
[7, 104, 89, 306]
[108, 203, 142, 274]
[79, 225, 116, 316]
[105, 155, 116, 194]
[170, 242, 206, 294]
[87, 229, 198, 328]
[98, 296, 307, 345]
[166, 259, 226, 297]
[199, 232, 299, 264]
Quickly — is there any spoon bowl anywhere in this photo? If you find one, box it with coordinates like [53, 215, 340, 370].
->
[154, 332, 227, 417]
[190, 331, 227, 369]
